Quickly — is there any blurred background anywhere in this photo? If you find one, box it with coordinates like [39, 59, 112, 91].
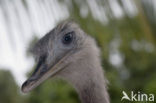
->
[0, 0, 156, 103]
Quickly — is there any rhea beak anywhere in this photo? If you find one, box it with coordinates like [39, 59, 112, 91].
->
[21, 51, 74, 93]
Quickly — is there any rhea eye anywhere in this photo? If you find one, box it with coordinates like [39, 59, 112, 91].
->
[62, 32, 73, 44]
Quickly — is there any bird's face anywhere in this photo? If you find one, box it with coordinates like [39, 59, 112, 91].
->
[21, 21, 86, 93]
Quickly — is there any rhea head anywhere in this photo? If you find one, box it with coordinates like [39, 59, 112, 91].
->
[21, 21, 109, 103]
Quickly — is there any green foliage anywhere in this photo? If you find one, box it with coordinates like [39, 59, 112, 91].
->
[0, 70, 22, 103]
[26, 79, 80, 103]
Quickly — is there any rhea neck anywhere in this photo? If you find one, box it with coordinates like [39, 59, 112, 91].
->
[58, 42, 109, 103]
[76, 61, 109, 103]
[78, 78, 109, 103]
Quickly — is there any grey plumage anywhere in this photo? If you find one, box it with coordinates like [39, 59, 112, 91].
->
[22, 20, 110, 103]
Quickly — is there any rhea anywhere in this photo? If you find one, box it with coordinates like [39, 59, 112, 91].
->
[21, 21, 110, 103]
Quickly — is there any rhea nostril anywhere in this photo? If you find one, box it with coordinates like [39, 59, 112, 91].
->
[22, 79, 33, 87]
[40, 64, 48, 75]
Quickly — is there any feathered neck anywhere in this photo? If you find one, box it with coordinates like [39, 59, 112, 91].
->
[77, 65, 110, 103]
